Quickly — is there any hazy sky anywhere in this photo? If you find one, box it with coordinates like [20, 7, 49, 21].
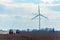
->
[0, 0, 60, 30]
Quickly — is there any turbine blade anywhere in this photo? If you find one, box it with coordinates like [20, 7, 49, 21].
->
[32, 15, 39, 20]
[40, 14, 48, 19]
[32, 13, 48, 20]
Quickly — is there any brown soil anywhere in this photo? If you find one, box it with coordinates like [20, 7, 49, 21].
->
[0, 33, 59, 40]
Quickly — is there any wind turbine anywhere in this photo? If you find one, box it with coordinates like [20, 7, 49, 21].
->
[32, 4, 48, 30]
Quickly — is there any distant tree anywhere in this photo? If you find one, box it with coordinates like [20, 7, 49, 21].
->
[27, 29, 30, 32]
[16, 30, 20, 34]
[9, 29, 13, 34]
[52, 28, 54, 32]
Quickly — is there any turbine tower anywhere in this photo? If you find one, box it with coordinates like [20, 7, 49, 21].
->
[32, 4, 48, 30]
